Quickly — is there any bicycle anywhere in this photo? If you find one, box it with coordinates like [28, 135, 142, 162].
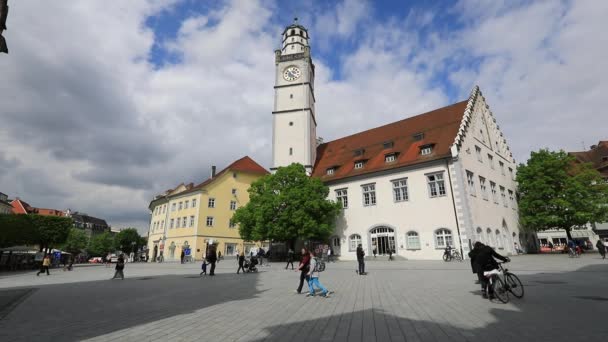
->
[568, 247, 580, 258]
[483, 261, 524, 303]
[442, 248, 462, 262]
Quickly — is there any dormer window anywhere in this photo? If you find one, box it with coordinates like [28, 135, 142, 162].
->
[353, 149, 365, 157]
[326, 168, 335, 175]
[383, 141, 394, 149]
[354, 161, 365, 169]
[420, 144, 434, 155]
[413, 132, 424, 141]
[385, 153, 398, 163]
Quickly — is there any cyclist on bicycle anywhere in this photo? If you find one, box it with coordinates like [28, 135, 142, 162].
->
[444, 244, 452, 260]
[471, 241, 510, 299]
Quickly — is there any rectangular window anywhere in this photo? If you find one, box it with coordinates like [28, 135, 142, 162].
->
[171, 203, 176, 212]
[184, 200, 189, 209]
[500, 186, 507, 207]
[427, 173, 446, 198]
[170, 219, 174, 228]
[206, 216, 214, 227]
[354, 161, 364, 169]
[289, 147, 293, 156]
[392, 178, 409, 202]
[230, 201, 237, 211]
[362, 183, 376, 206]
[420, 146, 433, 155]
[490, 181, 498, 204]
[385, 154, 396, 163]
[161, 220, 165, 229]
[208, 198, 215, 208]
[509, 167, 514, 180]
[479, 176, 488, 200]
[476, 146, 482, 162]
[508, 190, 515, 207]
[335, 189, 348, 208]
[231, 189, 237, 195]
[182, 217, 187, 227]
[383, 141, 394, 149]
[178, 202, 183, 210]
[499, 161, 505, 175]
[229, 220, 236, 228]
[466, 171, 476, 196]
[192, 199, 197, 208]
[406, 232, 421, 250]
[326, 168, 334, 175]
[190, 216, 195, 227]
[176, 218, 180, 228]
[163, 205, 166, 214]
[488, 154, 494, 169]
[412, 132, 424, 141]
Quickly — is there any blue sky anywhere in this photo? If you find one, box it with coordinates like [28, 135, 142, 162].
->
[0, 0, 606, 231]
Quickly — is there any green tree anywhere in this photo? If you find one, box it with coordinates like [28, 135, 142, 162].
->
[88, 232, 115, 257]
[114, 228, 145, 254]
[0, 215, 71, 251]
[31, 215, 73, 252]
[517, 149, 608, 240]
[233, 163, 342, 244]
[60, 228, 89, 255]
[0, 214, 37, 248]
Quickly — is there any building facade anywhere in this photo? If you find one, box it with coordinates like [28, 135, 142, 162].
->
[146, 156, 268, 262]
[272, 22, 521, 260]
[0, 192, 11, 214]
[66, 210, 110, 238]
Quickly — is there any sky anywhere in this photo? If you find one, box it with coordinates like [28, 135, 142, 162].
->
[0, 0, 606, 233]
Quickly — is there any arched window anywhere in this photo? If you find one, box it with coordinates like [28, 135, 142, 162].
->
[290, 29, 295, 35]
[434, 229, 453, 248]
[486, 228, 494, 247]
[475, 227, 483, 244]
[349, 234, 361, 251]
[495, 229, 503, 249]
[406, 231, 421, 250]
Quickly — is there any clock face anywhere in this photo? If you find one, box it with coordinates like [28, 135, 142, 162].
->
[283, 66, 301, 81]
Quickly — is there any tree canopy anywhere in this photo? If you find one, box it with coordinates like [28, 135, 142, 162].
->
[113, 228, 145, 254]
[60, 228, 89, 255]
[88, 232, 115, 257]
[232, 163, 342, 243]
[0, 214, 72, 250]
[517, 149, 608, 239]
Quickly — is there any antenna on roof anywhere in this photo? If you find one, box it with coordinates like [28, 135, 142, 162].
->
[294, 17, 298, 24]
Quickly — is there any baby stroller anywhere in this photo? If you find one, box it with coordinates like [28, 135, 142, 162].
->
[244, 256, 259, 273]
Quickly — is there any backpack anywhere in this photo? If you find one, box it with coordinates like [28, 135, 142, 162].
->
[312, 258, 325, 272]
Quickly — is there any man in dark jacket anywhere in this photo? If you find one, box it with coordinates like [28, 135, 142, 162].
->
[473, 244, 509, 298]
[596, 240, 606, 259]
[207, 249, 217, 276]
[285, 248, 294, 270]
[468, 242, 484, 284]
[356, 244, 366, 275]
[112, 255, 125, 280]
[237, 253, 246, 274]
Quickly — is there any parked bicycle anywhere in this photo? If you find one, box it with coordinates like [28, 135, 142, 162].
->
[483, 261, 524, 303]
[443, 247, 462, 262]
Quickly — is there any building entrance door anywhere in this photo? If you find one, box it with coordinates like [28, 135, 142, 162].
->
[370, 227, 395, 255]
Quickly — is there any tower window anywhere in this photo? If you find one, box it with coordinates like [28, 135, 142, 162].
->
[291, 45, 294, 50]
[289, 122, 293, 126]
[289, 148, 293, 155]
[290, 94, 293, 99]
[291, 29, 295, 35]
[291, 38, 294, 42]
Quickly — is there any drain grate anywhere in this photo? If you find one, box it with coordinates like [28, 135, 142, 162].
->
[575, 296, 608, 302]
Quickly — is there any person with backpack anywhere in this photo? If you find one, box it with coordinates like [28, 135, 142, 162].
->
[285, 248, 294, 270]
[111, 254, 125, 280]
[307, 256, 331, 298]
[356, 244, 366, 275]
[295, 247, 311, 294]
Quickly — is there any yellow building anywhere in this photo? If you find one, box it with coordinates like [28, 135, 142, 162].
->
[146, 156, 269, 262]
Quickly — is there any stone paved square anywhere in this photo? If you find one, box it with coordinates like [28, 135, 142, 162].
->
[1, 255, 607, 341]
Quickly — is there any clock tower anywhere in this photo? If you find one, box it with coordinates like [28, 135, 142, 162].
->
[271, 19, 317, 174]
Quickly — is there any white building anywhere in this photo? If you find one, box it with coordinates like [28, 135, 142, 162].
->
[272, 21, 521, 260]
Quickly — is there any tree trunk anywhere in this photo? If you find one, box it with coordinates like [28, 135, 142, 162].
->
[565, 228, 573, 241]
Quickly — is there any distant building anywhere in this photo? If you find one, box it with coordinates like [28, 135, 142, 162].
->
[66, 210, 110, 238]
[571, 141, 608, 241]
[10, 198, 64, 216]
[0, 192, 11, 214]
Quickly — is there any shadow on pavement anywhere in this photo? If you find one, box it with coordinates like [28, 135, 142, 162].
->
[250, 263, 608, 342]
[0, 272, 262, 342]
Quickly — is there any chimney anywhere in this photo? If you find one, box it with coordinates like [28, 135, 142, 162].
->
[590, 145, 597, 150]
[211, 165, 216, 178]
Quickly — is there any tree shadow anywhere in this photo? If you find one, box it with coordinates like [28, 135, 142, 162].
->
[0, 272, 263, 341]
[248, 263, 608, 342]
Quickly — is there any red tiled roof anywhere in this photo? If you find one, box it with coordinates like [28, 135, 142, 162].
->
[570, 141, 608, 177]
[312, 100, 469, 182]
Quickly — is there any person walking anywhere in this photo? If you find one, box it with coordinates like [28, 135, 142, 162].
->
[285, 248, 294, 270]
[180, 250, 185, 264]
[257, 248, 265, 267]
[307, 256, 331, 298]
[295, 248, 311, 294]
[37, 254, 51, 276]
[111, 254, 125, 280]
[237, 253, 246, 274]
[596, 240, 606, 259]
[207, 250, 217, 276]
[105, 253, 112, 267]
[200, 257, 208, 276]
[356, 244, 366, 275]
[373, 247, 377, 259]
[217, 251, 222, 263]
[388, 249, 393, 261]
[327, 248, 332, 263]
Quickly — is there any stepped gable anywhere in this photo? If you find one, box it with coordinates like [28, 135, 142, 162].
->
[312, 100, 469, 182]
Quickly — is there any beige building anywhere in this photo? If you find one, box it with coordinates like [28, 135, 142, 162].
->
[147, 156, 269, 262]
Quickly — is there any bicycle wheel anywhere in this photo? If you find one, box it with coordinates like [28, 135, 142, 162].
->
[454, 252, 462, 262]
[491, 276, 510, 303]
[442, 253, 449, 262]
[505, 272, 524, 298]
